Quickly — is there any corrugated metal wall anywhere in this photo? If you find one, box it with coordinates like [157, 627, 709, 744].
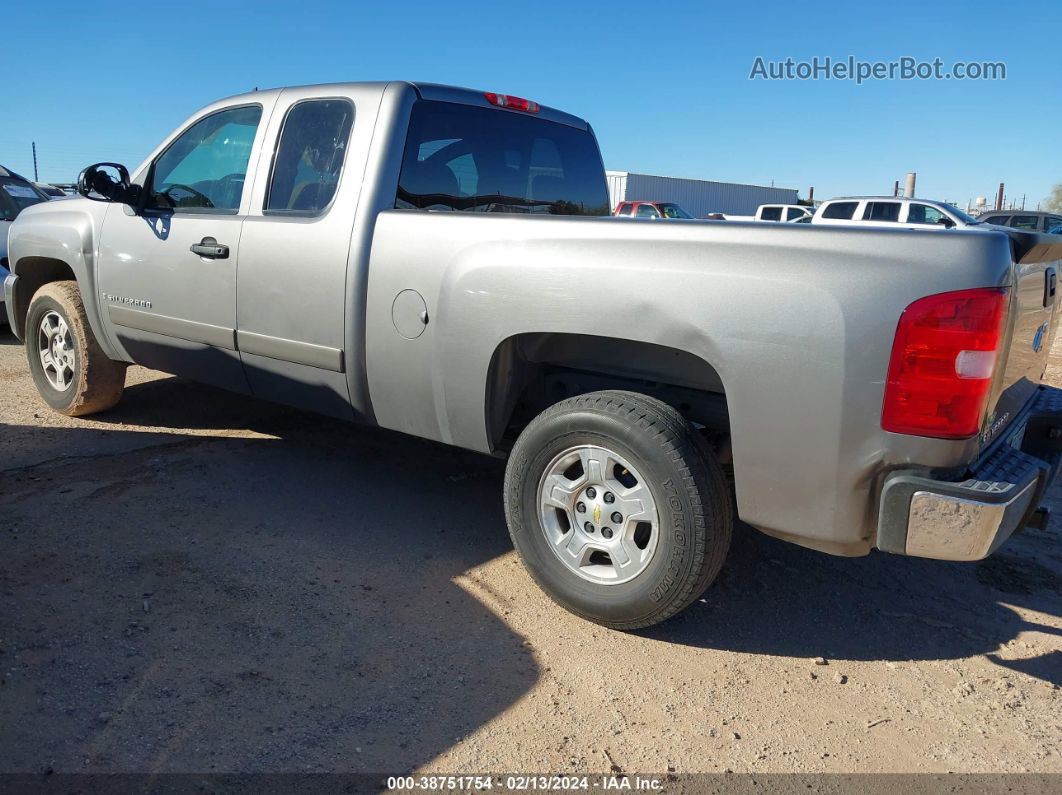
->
[606, 171, 799, 217]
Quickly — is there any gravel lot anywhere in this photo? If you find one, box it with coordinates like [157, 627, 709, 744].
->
[1, 327, 1059, 775]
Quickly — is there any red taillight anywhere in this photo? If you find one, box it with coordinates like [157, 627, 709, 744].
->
[485, 92, 540, 113]
[882, 287, 1009, 439]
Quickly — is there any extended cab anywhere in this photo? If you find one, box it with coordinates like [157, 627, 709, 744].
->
[6, 82, 1062, 629]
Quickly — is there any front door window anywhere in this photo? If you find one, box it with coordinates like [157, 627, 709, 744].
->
[148, 105, 262, 212]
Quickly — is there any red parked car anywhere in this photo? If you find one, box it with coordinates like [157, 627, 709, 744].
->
[613, 200, 693, 219]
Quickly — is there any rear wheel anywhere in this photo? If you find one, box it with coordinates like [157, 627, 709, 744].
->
[26, 281, 127, 416]
[503, 390, 732, 630]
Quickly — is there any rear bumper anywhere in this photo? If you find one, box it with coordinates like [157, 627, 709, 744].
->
[878, 385, 1062, 561]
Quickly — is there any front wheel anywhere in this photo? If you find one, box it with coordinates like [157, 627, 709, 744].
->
[503, 390, 732, 630]
[26, 281, 127, 416]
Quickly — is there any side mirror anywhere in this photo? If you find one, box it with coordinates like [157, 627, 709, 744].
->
[937, 216, 956, 229]
[77, 163, 140, 208]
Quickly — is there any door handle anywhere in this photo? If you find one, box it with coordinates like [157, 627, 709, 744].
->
[1045, 267, 1057, 307]
[190, 237, 229, 259]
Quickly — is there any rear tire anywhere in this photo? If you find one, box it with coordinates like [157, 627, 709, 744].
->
[26, 281, 127, 416]
[503, 390, 732, 630]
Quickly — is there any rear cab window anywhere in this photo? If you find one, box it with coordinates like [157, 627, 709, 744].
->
[396, 100, 609, 215]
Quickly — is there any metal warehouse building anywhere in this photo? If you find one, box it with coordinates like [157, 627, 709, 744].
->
[606, 171, 799, 217]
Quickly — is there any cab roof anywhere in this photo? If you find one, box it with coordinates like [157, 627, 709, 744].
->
[217, 81, 591, 131]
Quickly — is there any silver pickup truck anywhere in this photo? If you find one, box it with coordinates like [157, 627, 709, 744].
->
[5, 81, 1062, 629]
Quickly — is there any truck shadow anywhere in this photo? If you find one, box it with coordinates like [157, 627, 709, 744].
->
[0, 377, 534, 774]
[644, 518, 1062, 686]
[3, 371, 1061, 777]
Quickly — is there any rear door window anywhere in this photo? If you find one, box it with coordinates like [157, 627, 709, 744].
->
[982, 215, 1010, 225]
[821, 201, 858, 220]
[1009, 215, 1039, 230]
[265, 98, 354, 215]
[863, 202, 901, 222]
[396, 100, 609, 215]
[635, 204, 659, 218]
[615, 203, 633, 216]
[759, 206, 783, 221]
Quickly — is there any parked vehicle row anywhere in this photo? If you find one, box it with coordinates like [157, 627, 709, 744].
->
[5, 82, 1062, 630]
[613, 195, 1061, 236]
[613, 201, 813, 223]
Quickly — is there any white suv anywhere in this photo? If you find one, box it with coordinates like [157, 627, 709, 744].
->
[811, 196, 982, 230]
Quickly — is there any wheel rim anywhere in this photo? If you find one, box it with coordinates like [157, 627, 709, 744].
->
[537, 444, 660, 585]
[37, 310, 76, 392]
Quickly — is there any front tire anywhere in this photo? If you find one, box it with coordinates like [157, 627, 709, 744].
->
[504, 390, 732, 630]
[26, 281, 127, 416]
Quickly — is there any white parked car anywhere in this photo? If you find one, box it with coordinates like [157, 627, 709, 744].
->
[756, 203, 813, 222]
[723, 204, 813, 222]
[811, 196, 983, 230]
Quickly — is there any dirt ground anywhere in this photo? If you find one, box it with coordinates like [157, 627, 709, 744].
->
[1, 326, 1059, 776]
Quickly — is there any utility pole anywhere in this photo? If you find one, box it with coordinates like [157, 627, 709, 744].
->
[32, 142, 39, 182]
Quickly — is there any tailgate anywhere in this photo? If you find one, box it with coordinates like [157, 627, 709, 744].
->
[982, 231, 1062, 449]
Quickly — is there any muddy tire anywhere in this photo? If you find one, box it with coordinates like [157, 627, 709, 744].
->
[25, 281, 127, 416]
[504, 390, 732, 630]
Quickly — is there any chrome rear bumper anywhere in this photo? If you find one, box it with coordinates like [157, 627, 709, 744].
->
[878, 385, 1062, 561]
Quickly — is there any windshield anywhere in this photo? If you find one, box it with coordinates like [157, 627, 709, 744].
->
[0, 177, 48, 221]
[660, 204, 692, 219]
[943, 204, 981, 225]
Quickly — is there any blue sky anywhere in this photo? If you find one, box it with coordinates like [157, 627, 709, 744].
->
[4, 0, 1059, 208]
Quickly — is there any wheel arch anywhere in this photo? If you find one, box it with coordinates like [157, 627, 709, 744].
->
[484, 332, 731, 452]
[8, 256, 77, 340]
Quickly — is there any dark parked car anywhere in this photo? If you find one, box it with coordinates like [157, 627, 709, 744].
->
[978, 210, 1062, 234]
[1, 166, 50, 322]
